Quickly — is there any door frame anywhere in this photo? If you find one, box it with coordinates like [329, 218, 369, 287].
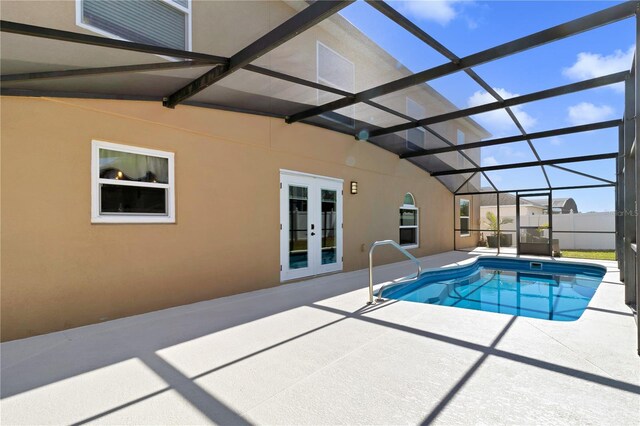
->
[516, 192, 553, 257]
[279, 169, 343, 282]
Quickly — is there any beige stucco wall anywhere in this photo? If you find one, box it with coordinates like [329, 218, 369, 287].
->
[1, 96, 457, 341]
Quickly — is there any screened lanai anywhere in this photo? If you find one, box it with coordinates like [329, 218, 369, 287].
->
[1, 0, 638, 348]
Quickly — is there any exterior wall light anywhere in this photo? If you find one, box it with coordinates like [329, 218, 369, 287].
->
[350, 181, 358, 194]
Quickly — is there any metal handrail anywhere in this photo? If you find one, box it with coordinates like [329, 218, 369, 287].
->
[368, 240, 422, 304]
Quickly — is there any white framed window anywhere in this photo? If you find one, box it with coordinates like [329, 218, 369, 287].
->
[400, 193, 419, 248]
[76, 0, 192, 51]
[91, 140, 175, 224]
[406, 98, 426, 151]
[459, 198, 470, 237]
[317, 41, 355, 128]
[457, 129, 465, 169]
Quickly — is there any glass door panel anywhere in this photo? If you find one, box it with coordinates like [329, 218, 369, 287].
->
[289, 185, 309, 270]
[321, 189, 337, 265]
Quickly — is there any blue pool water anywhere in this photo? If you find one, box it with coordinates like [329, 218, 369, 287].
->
[380, 258, 606, 321]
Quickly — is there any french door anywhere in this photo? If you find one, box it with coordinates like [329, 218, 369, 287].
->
[280, 170, 343, 281]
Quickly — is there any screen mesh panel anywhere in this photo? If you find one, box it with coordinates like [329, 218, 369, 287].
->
[484, 166, 551, 191]
[0, 0, 629, 196]
[0, 33, 168, 75]
[1, 65, 214, 98]
[532, 128, 618, 160]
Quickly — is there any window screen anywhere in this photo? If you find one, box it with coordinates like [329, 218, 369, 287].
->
[81, 0, 189, 50]
[317, 42, 355, 128]
[317, 43, 355, 92]
[457, 129, 466, 169]
[406, 98, 426, 151]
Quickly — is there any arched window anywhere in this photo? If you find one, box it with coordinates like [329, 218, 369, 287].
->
[403, 193, 415, 206]
[400, 193, 419, 248]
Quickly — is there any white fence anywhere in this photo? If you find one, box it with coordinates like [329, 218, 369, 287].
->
[549, 212, 615, 250]
[481, 211, 615, 250]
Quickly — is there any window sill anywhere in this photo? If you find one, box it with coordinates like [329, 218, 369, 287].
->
[460, 234, 471, 238]
[92, 216, 175, 224]
[401, 244, 419, 250]
[76, 21, 192, 54]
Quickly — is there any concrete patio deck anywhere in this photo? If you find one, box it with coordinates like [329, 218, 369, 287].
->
[1, 251, 638, 425]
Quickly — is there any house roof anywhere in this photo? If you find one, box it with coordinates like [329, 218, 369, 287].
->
[529, 197, 579, 213]
[480, 192, 580, 213]
[480, 192, 546, 208]
[551, 198, 574, 208]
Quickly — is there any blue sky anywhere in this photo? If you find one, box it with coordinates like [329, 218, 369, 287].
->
[339, 1, 635, 211]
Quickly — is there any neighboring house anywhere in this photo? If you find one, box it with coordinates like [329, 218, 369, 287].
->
[0, 0, 489, 341]
[480, 192, 545, 223]
[530, 197, 579, 214]
[479, 193, 581, 248]
[480, 192, 579, 221]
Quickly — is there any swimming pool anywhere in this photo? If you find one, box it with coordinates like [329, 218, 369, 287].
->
[380, 257, 606, 321]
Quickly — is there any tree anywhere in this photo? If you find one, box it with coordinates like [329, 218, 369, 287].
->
[483, 211, 514, 248]
[483, 211, 513, 236]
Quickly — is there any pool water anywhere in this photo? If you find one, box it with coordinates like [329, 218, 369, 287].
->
[290, 249, 337, 269]
[380, 258, 606, 321]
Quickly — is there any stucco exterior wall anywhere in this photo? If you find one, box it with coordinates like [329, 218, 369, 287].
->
[1, 96, 456, 341]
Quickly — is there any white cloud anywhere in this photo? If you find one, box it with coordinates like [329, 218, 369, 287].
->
[482, 156, 498, 166]
[567, 102, 614, 125]
[496, 145, 527, 159]
[481, 145, 529, 171]
[564, 46, 634, 80]
[467, 88, 537, 137]
[400, 1, 464, 26]
[549, 136, 564, 146]
[465, 16, 478, 30]
[563, 46, 634, 92]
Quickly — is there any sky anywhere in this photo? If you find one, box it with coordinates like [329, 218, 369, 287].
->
[338, 0, 636, 212]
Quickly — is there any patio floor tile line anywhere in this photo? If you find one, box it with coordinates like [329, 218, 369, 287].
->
[244, 302, 429, 418]
[141, 353, 252, 425]
[420, 316, 518, 425]
[67, 353, 254, 426]
[189, 316, 349, 381]
[587, 306, 634, 316]
[64, 316, 357, 425]
[309, 303, 640, 395]
[186, 300, 404, 384]
[70, 388, 171, 426]
[523, 319, 617, 380]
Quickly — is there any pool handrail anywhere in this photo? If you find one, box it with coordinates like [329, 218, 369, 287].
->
[368, 240, 422, 304]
